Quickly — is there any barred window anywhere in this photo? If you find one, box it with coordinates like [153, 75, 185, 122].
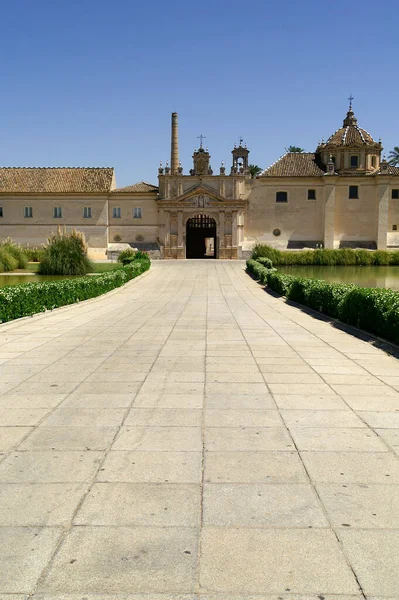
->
[113, 207, 121, 218]
[83, 206, 92, 218]
[350, 155, 359, 167]
[53, 207, 62, 218]
[24, 206, 33, 218]
[133, 207, 142, 218]
[0, 207, 3, 218]
[392, 189, 399, 200]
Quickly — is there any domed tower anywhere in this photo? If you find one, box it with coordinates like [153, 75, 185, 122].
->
[316, 100, 382, 173]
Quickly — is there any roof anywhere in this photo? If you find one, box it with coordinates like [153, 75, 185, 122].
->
[260, 153, 325, 177]
[113, 181, 158, 193]
[0, 167, 114, 193]
[321, 107, 380, 149]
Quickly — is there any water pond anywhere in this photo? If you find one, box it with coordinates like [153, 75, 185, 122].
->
[278, 265, 399, 291]
[0, 274, 76, 288]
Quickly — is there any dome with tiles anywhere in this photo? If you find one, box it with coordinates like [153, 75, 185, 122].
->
[322, 105, 380, 150]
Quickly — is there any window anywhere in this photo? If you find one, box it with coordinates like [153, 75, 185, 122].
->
[307, 189, 316, 200]
[133, 207, 142, 218]
[276, 191, 288, 203]
[392, 189, 399, 200]
[83, 206, 92, 218]
[349, 185, 359, 199]
[24, 206, 33, 218]
[113, 207, 121, 218]
[0, 207, 3, 218]
[53, 207, 62, 218]
[393, 225, 397, 231]
[371, 156, 377, 168]
[350, 155, 359, 168]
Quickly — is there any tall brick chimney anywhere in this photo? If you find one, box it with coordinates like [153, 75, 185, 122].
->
[171, 112, 179, 175]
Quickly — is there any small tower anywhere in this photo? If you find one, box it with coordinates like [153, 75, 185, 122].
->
[191, 135, 211, 176]
[231, 138, 250, 174]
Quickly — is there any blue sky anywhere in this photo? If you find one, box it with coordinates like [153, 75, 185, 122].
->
[0, 0, 397, 187]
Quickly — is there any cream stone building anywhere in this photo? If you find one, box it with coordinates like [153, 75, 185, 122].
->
[0, 104, 398, 258]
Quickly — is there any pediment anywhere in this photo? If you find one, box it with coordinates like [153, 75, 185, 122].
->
[176, 184, 226, 203]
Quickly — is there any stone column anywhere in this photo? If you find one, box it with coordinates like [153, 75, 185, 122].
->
[219, 211, 225, 258]
[177, 211, 184, 258]
[323, 183, 336, 249]
[165, 211, 170, 247]
[377, 182, 389, 250]
[232, 211, 238, 246]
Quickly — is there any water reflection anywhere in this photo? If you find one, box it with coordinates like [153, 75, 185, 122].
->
[278, 266, 399, 291]
[0, 275, 75, 287]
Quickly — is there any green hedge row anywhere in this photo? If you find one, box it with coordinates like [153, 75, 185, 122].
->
[247, 258, 399, 344]
[252, 243, 399, 266]
[0, 258, 150, 323]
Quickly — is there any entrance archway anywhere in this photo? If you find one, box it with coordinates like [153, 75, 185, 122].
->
[186, 214, 217, 259]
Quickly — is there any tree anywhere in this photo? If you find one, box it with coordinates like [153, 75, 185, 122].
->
[285, 146, 305, 153]
[249, 164, 263, 179]
[388, 147, 399, 166]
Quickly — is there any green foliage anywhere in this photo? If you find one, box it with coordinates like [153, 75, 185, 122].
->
[285, 146, 305, 153]
[0, 258, 150, 323]
[255, 257, 273, 269]
[0, 239, 28, 269]
[388, 146, 399, 167]
[246, 259, 276, 285]
[120, 250, 149, 266]
[39, 228, 93, 276]
[24, 246, 45, 262]
[251, 243, 399, 266]
[250, 257, 399, 344]
[0, 248, 18, 272]
[0, 239, 29, 271]
[117, 248, 136, 263]
[248, 164, 263, 179]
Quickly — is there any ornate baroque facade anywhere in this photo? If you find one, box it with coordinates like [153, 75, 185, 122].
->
[0, 105, 398, 258]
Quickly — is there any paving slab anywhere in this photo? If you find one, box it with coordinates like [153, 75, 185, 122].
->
[39, 526, 198, 594]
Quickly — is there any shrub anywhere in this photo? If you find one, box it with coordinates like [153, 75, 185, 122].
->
[39, 228, 93, 276]
[0, 258, 150, 323]
[0, 239, 28, 269]
[24, 246, 45, 262]
[256, 257, 273, 269]
[246, 259, 275, 285]
[117, 248, 136, 263]
[0, 248, 18, 272]
[251, 243, 399, 266]
[252, 259, 399, 344]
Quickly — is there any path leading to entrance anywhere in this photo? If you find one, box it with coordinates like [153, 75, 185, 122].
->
[1, 260, 399, 598]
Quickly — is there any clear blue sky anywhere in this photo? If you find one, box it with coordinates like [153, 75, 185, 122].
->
[1, 0, 397, 187]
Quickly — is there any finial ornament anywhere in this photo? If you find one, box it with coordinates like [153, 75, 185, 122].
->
[239, 137, 244, 146]
[348, 93, 354, 110]
[197, 134, 206, 148]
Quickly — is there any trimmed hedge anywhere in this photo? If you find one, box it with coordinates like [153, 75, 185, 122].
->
[0, 258, 150, 323]
[247, 257, 399, 344]
[252, 243, 399, 266]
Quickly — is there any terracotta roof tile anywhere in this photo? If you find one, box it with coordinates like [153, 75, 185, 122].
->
[0, 167, 114, 193]
[113, 181, 158, 193]
[260, 153, 325, 177]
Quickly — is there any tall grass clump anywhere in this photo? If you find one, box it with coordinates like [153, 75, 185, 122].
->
[39, 228, 93, 276]
[24, 245, 45, 262]
[0, 239, 28, 269]
[0, 248, 18, 272]
[251, 243, 399, 266]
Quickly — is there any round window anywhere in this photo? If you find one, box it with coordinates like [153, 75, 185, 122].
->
[273, 228, 281, 237]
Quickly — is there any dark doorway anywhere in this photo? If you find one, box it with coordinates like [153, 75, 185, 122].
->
[186, 214, 217, 259]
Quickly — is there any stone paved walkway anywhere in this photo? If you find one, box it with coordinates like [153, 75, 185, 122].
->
[0, 260, 399, 599]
